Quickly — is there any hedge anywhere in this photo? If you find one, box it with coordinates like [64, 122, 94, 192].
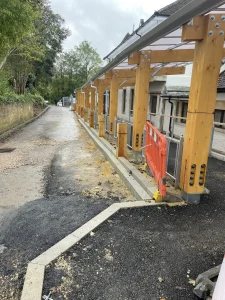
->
[0, 93, 46, 106]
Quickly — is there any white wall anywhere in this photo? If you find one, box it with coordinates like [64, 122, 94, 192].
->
[117, 81, 166, 123]
[166, 64, 192, 87]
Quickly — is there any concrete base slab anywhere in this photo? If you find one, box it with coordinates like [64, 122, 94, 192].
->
[181, 190, 201, 204]
[20, 263, 45, 300]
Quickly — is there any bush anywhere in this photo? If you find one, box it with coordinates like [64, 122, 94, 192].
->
[0, 93, 46, 107]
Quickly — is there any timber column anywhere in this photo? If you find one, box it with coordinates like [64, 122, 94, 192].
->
[109, 76, 119, 134]
[84, 88, 89, 122]
[97, 79, 108, 116]
[89, 88, 96, 128]
[81, 90, 85, 118]
[131, 51, 151, 156]
[180, 14, 225, 203]
[77, 90, 81, 116]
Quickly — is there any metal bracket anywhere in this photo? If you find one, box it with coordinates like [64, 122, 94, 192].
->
[193, 265, 221, 299]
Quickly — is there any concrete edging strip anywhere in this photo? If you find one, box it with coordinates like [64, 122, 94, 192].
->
[21, 201, 159, 300]
[78, 118, 154, 200]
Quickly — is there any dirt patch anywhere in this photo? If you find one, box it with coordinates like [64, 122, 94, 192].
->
[105, 135, 179, 196]
[46, 125, 135, 203]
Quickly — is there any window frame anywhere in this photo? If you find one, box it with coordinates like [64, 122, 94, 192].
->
[149, 94, 158, 115]
[130, 88, 135, 116]
[122, 89, 126, 114]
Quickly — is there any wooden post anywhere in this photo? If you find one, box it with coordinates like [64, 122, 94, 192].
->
[98, 115, 105, 137]
[89, 111, 94, 128]
[76, 90, 81, 116]
[132, 51, 151, 152]
[84, 108, 88, 122]
[85, 89, 90, 109]
[180, 14, 225, 203]
[90, 88, 96, 111]
[80, 91, 85, 118]
[109, 76, 119, 134]
[89, 88, 96, 128]
[116, 123, 128, 158]
[97, 86, 105, 116]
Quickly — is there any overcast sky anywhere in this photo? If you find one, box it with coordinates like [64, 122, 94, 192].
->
[50, 0, 174, 59]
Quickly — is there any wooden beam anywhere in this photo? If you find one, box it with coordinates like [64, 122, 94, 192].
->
[128, 51, 141, 65]
[150, 66, 186, 76]
[132, 51, 151, 151]
[129, 48, 225, 66]
[105, 69, 136, 79]
[94, 78, 111, 87]
[182, 16, 206, 42]
[180, 14, 225, 201]
[119, 66, 185, 88]
[151, 49, 194, 63]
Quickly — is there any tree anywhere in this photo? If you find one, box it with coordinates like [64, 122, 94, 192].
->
[50, 41, 102, 100]
[0, 0, 70, 96]
[32, 1, 70, 97]
[76, 41, 102, 81]
[0, 0, 39, 68]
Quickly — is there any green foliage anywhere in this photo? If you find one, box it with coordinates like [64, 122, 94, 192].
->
[0, 0, 39, 52]
[0, 1, 101, 105]
[50, 41, 102, 100]
[0, 0, 70, 97]
[0, 93, 45, 106]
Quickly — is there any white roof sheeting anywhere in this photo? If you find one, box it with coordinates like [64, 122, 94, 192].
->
[112, 3, 225, 74]
[82, 1, 225, 87]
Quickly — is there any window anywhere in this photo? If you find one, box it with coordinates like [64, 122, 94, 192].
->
[175, 101, 180, 122]
[149, 95, 157, 114]
[130, 89, 134, 116]
[122, 89, 126, 114]
[214, 109, 225, 128]
[181, 102, 188, 123]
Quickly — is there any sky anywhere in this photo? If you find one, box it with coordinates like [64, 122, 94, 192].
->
[50, 0, 174, 59]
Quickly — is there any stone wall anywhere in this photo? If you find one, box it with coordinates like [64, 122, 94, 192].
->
[0, 102, 33, 134]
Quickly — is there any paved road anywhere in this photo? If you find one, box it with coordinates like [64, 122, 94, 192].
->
[0, 106, 133, 300]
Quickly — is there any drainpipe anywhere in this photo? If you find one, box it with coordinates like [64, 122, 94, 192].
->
[168, 96, 173, 137]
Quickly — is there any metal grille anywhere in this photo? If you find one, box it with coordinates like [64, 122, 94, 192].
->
[166, 134, 184, 187]
[116, 118, 133, 149]
[94, 110, 98, 128]
[105, 115, 110, 133]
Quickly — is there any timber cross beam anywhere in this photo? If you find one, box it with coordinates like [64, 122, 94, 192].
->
[128, 48, 225, 65]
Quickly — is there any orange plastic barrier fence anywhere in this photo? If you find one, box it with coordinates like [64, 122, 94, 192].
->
[145, 121, 167, 198]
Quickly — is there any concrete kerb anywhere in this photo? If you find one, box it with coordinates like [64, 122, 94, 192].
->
[0, 106, 50, 140]
[78, 118, 157, 200]
[21, 201, 164, 300]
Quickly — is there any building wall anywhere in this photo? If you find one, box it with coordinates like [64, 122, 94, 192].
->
[160, 93, 225, 136]
[0, 102, 34, 134]
[117, 81, 166, 124]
